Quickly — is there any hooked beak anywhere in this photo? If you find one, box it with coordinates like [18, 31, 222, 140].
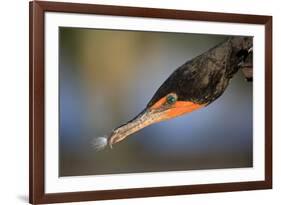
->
[108, 108, 166, 148]
[106, 99, 205, 149]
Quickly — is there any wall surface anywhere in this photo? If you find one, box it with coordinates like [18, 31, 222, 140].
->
[0, 0, 280, 204]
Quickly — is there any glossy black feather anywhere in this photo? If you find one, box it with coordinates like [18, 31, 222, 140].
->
[147, 36, 253, 107]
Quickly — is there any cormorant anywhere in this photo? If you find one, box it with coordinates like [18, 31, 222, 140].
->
[93, 36, 253, 151]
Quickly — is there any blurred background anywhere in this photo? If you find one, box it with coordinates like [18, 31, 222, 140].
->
[59, 27, 253, 177]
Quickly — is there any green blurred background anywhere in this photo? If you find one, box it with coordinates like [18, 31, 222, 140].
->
[59, 27, 253, 176]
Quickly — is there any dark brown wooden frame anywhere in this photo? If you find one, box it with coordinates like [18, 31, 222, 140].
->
[29, 1, 272, 204]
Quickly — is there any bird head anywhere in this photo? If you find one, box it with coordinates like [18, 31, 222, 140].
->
[92, 69, 207, 151]
[107, 84, 206, 148]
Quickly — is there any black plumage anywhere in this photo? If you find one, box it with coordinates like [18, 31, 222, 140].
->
[147, 36, 253, 107]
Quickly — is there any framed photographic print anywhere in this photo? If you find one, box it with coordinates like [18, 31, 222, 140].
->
[29, 1, 272, 204]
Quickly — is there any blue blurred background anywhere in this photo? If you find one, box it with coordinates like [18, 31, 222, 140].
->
[59, 28, 253, 176]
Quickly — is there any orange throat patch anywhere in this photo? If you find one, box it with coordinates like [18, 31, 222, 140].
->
[151, 96, 205, 120]
[166, 101, 205, 119]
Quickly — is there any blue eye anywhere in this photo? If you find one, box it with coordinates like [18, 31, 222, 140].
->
[166, 95, 177, 105]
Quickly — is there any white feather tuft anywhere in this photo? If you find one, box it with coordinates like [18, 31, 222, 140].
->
[92, 136, 108, 151]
